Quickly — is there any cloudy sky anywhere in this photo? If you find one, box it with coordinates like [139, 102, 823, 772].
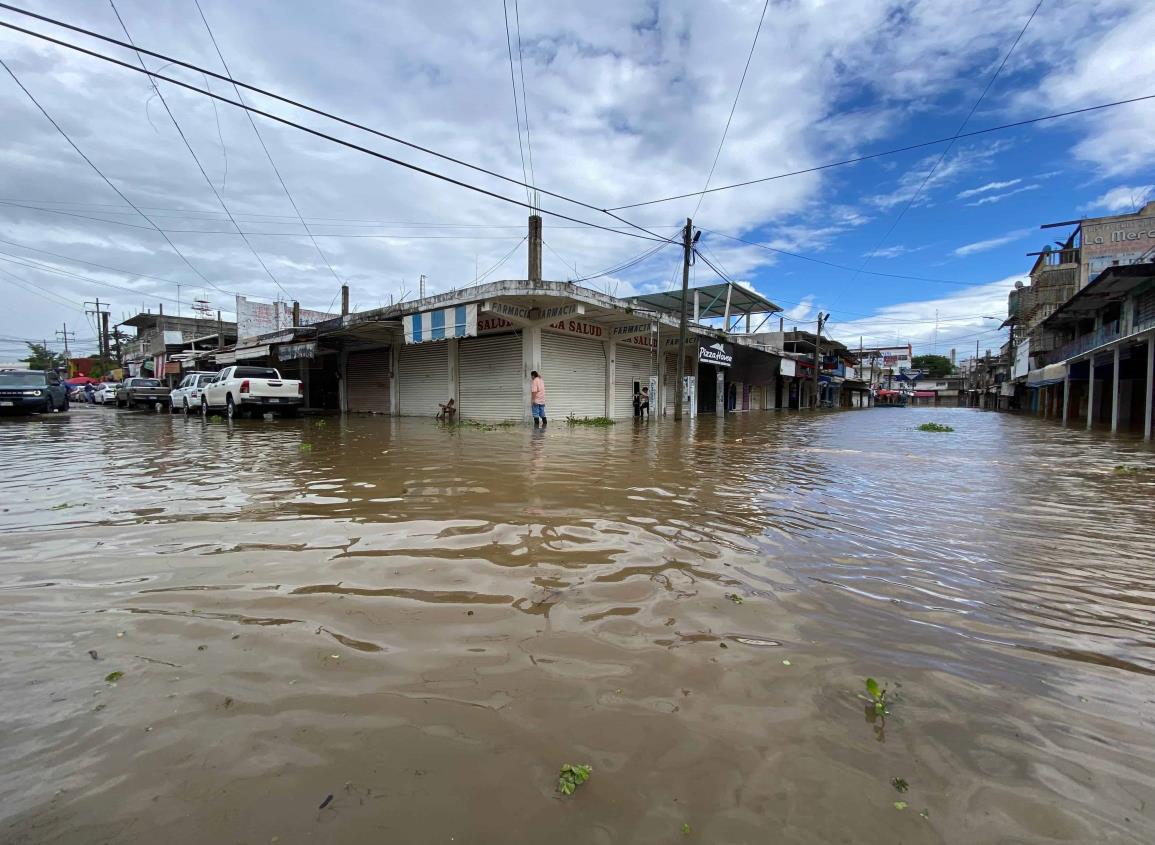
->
[1, 0, 1153, 364]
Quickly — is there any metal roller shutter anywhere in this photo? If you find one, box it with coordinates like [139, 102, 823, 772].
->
[613, 343, 654, 417]
[541, 331, 606, 420]
[459, 333, 523, 422]
[398, 342, 449, 417]
[346, 347, 391, 414]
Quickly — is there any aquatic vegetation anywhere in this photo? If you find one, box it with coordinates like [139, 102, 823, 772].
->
[917, 422, 954, 432]
[725, 593, 744, 605]
[894, 801, 908, 811]
[891, 777, 909, 793]
[681, 822, 692, 835]
[566, 415, 614, 426]
[104, 671, 124, 683]
[863, 677, 890, 717]
[299, 442, 313, 451]
[557, 763, 592, 796]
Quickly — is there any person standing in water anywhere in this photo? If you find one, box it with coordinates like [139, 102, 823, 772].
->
[530, 370, 547, 427]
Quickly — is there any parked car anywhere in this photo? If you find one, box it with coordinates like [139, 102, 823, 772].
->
[169, 371, 219, 415]
[0, 368, 69, 414]
[200, 365, 302, 419]
[116, 377, 172, 411]
[93, 382, 120, 405]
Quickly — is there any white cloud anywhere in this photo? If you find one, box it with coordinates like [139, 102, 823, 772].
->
[863, 244, 922, 259]
[957, 178, 1021, 199]
[965, 184, 1040, 206]
[953, 229, 1033, 257]
[782, 295, 815, 322]
[827, 275, 1023, 355]
[1082, 185, 1155, 214]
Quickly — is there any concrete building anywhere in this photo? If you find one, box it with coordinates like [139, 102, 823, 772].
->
[120, 311, 237, 384]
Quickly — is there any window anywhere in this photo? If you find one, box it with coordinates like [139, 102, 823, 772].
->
[135, 379, 162, 387]
[233, 367, 279, 379]
[0, 372, 44, 386]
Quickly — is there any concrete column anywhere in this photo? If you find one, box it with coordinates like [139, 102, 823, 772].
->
[1111, 346, 1121, 433]
[523, 327, 541, 422]
[715, 367, 725, 417]
[1086, 354, 1095, 430]
[1146, 335, 1154, 440]
[693, 291, 700, 325]
[604, 340, 615, 419]
[447, 338, 459, 403]
[1062, 372, 1070, 425]
[338, 348, 348, 413]
[657, 344, 667, 415]
[389, 340, 400, 417]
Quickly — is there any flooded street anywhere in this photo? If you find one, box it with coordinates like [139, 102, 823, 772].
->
[2, 406, 1154, 844]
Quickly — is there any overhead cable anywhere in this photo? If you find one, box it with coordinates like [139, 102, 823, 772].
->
[609, 94, 1155, 210]
[0, 19, 672, 245]
[0, 4, 668, 242]
[108, 0, 293, 302]
[690, 0, 770, 219]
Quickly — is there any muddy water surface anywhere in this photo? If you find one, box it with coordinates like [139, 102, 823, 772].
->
[2, 406, 1154, 844]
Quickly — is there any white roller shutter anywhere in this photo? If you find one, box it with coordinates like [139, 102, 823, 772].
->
[346, 347, 391, 413]
[541, 331, 606, 420]
[398, 342, 449, 417]
[614, 343, 654, 418]
[460, 333, 523, 422]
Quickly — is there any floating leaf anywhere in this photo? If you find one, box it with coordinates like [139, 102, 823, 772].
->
[894, 801, 908, 811]
[104, 671, 124, 683]
[919, 809, 930, 819]
[865, 678, 881, 700]
[681, 822, 692, 835]
[782, 659, 792, 666]
[891, 777, 909, 793]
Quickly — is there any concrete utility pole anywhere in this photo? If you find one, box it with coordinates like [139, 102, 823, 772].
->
[341, 285, 350, 317]
[674, 218, 694, 421]
[55, 323, 75, 360]
[528, 215, 543, 283]
[85, 298, 111, 366]
[812, 312, 826, 408]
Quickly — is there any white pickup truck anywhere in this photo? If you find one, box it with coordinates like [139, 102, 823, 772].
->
[200, 365, 302, 419]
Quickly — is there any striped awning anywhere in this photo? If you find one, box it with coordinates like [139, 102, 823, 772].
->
[404, 304, 478, 344]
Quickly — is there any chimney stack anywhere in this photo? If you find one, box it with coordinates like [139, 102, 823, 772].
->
[341, 285, 350, 316]
[528, 215, 543, 283]
[292, 301, 300, 328]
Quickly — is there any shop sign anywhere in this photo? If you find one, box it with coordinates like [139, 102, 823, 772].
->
[478, 315, 516, 334]
[546, 318, 604, 338]
[278, 341, 317, 361]
[698, 341, 733, 367]
[404, 303, 478, 344]
[1082, 213, 1155, 279]
[482, 301, 530, 321]
[610, 322, 653, 338]
[781, 358, 796, 377]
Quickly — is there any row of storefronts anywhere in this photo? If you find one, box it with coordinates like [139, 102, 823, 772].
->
[142, 278, 875, 423]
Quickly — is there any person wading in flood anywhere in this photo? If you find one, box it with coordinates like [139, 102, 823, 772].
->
[530, 370, 547, 428]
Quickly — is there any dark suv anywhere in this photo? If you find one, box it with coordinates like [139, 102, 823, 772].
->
[0, 369, 70, 414]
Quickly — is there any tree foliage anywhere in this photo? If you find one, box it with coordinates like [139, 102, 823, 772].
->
[22, 342, 65, 371]
[911, 354, 953, 377]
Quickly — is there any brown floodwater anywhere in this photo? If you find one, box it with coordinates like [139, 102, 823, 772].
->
[1, 405, 1154, 844]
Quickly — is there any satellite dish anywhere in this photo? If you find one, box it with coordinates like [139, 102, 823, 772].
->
[1014, 281, 1024, 289]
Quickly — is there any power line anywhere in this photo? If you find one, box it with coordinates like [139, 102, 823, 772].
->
[691, 0, 769, 220]
[108, 0, 292, 303]
[474, 236, 527, 285]
[512, 0, 539, 210]
[0, 265, 87, 312]
[0, 55, 224, 295]
[501, 0, 532, 208]
[570, 241, 672, 284]
[699, 228, 999, 287]
[0, 251, 199, 307]
[192, 0, 344, 296]
[608, 93, 1155, 211]
[0, 18, 674, 245]
[848, 1, 1043, 289]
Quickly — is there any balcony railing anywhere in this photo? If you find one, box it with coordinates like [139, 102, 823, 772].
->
[1046, 321, 1121, 364]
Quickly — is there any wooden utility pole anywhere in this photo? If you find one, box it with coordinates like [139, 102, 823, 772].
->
[674, 218, 693, 421]
[811, 312, 826, 408]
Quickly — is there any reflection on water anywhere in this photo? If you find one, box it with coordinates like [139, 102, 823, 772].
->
[1, 407, 1154, 844]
